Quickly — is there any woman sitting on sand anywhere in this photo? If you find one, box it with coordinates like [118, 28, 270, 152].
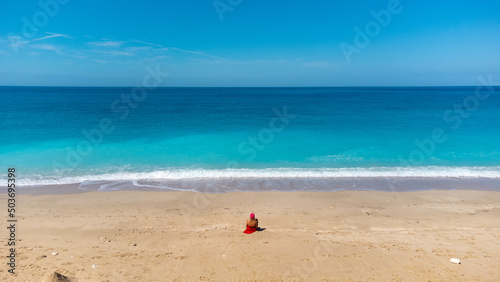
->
[244, 213, 258, 234]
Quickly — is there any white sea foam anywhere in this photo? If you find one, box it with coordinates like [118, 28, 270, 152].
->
[8, 166, 500, 187]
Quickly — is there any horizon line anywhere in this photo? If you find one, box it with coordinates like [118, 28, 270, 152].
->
[1, 85, 497, 88]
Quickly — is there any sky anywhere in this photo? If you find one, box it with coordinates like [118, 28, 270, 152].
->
[0, 0, 499, 87]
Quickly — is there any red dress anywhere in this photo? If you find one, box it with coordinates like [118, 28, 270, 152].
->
[243, 225, 257, 234]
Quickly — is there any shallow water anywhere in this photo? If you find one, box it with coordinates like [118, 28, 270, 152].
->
[2, 86, 499, 191]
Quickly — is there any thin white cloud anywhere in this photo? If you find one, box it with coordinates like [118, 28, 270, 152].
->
[33, 32, 71, 42]
[31, 44, 63, 54]
[31, 44, 57, 50]
[5, 35, 30, 49]
[71, 54, 87, 59]
[80, 37, 225, 61]
[3, 32, 70, 51]
[169, 47, 224, 60]
[87, 40, 126, 47]
[92, 50, 135, 56]
[126, 46, 152, 52]
[128, 39, 163, 47]
[2, 33, 227, 64]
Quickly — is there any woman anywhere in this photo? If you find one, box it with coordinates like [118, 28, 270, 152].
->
[244, 213, 258, 234]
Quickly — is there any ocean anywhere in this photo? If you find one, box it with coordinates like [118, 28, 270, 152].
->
[1, 86, 500, 192]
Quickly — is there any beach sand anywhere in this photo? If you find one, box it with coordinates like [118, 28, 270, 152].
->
[2, 187, 500, 281]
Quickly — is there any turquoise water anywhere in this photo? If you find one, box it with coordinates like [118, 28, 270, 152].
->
[1, 86, 500, 191]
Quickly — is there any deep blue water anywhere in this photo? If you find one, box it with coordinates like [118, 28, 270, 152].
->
[1, 86, 500, 191]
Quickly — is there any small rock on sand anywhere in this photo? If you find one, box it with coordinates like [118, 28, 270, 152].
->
[51, 252, 59, 256]
[42, 271, 71, 282]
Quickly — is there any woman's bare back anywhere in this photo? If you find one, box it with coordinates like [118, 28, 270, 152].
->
[246, 218, 258, 228]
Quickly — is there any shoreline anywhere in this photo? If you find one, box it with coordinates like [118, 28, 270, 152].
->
[4, 175, 500, 194]
[1, 189, 499, 280]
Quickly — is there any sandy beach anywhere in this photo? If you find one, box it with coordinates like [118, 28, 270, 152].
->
[2, 187, 500, 281]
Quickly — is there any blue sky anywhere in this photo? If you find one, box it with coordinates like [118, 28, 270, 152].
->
[1, 0, 499, 86]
